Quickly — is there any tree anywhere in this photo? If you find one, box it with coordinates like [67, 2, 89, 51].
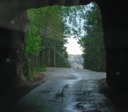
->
[61, 5, 87, 38]
[60, 3, 106, 71]
[26, 6, 70, 70]
[25, 25, 42, 56]
[81, 3, 106, 71]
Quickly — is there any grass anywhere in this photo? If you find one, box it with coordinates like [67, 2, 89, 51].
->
[27, 67, 46, 81]
[33, 67, 47, 72]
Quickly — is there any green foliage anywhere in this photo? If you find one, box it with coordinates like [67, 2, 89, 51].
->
[42, 37, 70, 67]
[33, 67, 47, 73]
[25, 25, 42, 56]
[26, 67, 46, 81]
[28, 6, 64, 40]
[60, 3, 106, 71]
[81, 3, 106, 71]
[25, 5, 70, 77]
[61, 5, 88, 37]
[26, 66, 35, 81]
[25, 3, 105, 73]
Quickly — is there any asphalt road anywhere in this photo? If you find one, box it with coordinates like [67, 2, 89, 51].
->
[11, 68, 117, 112]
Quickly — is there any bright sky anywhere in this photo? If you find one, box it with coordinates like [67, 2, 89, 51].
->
[64, 36, 83, 55]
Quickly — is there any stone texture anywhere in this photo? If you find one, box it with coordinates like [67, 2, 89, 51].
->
[0, 11, 29, 92]
[0, 0, 128, 92]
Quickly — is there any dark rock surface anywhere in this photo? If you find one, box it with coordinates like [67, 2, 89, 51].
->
[0, 0, 128, 93]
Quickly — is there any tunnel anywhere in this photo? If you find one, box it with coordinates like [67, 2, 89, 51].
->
[0, 0, 128, 93]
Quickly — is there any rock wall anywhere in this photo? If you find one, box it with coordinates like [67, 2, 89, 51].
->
[0, 0, 91, 93]
[0, 11, 29, 93]
[97, 0, 128, 89]
[0, 0, 128, 91]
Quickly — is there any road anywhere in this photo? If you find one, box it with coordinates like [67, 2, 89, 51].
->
[11, 68, 117, 112]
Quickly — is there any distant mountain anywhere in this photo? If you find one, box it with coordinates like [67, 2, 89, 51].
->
[68, 54, 84, 69]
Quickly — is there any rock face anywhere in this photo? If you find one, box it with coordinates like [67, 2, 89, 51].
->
[97, 0, 128, 89]
[0, 0, 128, 91]
[68, 54, 83, 69]
[0, 11, 29, 92]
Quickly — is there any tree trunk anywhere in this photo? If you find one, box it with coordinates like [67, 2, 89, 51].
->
[54, 47, 56, 67]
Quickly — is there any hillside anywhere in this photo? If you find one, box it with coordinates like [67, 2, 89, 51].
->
[68, 54, 84, 69]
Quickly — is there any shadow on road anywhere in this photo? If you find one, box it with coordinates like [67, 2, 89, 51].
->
[99, 79, 128, 112]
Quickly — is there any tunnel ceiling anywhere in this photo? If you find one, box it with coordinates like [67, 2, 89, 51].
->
[2, 0, 125, 31]
[1, 0, 128, 92]
[0, 0, 93, 30]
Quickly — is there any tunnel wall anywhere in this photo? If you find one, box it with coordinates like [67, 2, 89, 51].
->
[97, 0, 128, 89]
[0, 11, 28, 93]
[0, 0, 128, 92]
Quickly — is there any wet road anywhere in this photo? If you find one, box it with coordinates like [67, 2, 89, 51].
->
[11, 68, 117, 112]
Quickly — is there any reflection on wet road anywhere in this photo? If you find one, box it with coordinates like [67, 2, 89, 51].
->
[11, 68, 117, 112]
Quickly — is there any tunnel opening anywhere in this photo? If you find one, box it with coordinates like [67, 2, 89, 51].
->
[0, 2, 106, 110]
[0, 0, 128, 91]
[1, 0, 128, 111]
[63, 3, 106, 71]
[25, 2, 106, 75]
[0, 1, 108, 97]
[0, 0, 106, 99]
